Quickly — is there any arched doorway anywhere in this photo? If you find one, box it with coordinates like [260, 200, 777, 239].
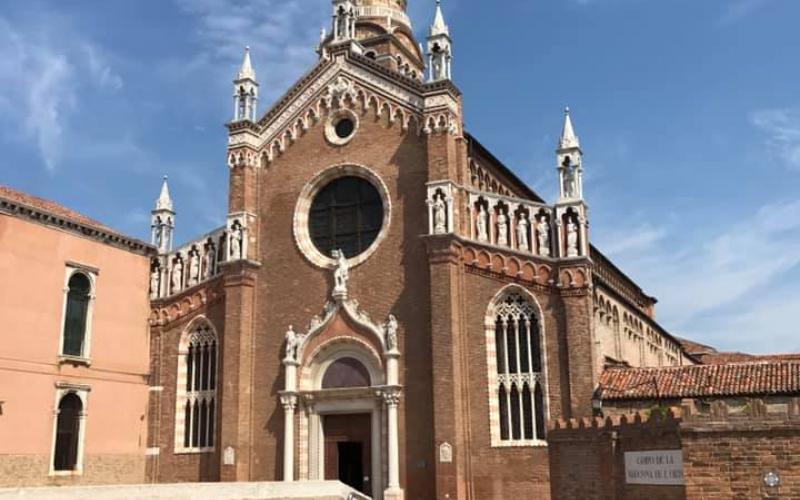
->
[280, 295, 402, 500]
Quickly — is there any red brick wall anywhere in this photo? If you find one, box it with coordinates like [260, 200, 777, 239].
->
[548, 402, 800, 500]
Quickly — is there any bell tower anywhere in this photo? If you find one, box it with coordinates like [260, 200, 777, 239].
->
[322, 0, 424, 78]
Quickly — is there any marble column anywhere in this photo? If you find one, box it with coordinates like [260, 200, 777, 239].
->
[281, 393, 298, 482]
[383, 387, 403, 500]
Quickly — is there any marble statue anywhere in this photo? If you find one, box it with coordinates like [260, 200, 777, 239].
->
[285, 326, 300, 360]
[517, 213, 530, 252]
[497, 211, 509, 246]
[477, 205, 489, 242]
[433, 195, 447, 234]
[188, 249, 200, 286]
[332, 249, 349, 297]
[384, 314, 398, 351]
[150, 265, 160, 299]
[229, 222, 243, 260]
[171, 258, 183, 294]
[204, 244, 216, 279]
[567, 218, 579, 257]
[537, 218, 551, 257]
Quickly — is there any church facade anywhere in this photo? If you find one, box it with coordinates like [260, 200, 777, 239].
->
[143, 1, 694, 499]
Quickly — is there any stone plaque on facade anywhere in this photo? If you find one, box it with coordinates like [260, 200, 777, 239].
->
[624, 450, 684, 485]
[439, 442, 453, 463]
[223, 446, 236, 466]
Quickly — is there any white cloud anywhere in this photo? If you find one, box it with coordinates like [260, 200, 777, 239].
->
[174, 0, 325, 103]
[595, 223, 667, 256]
[0, 16, 124, 171]
[599, 198, 800, 352]
[752, 108, 800, 170]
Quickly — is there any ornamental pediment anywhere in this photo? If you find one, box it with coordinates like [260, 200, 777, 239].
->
[228, 53, 461, 166]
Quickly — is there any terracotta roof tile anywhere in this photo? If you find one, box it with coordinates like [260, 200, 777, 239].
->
[598, 361, 800, 401]
[0, 185, 117, 232]
[0, 184, 153, 255]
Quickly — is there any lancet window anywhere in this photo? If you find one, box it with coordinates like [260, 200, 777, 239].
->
[177, 322, 218, 452]
[490, 291, 546, 444]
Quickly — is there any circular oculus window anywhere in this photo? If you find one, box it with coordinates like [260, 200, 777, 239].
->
[325, 110, 359, 146]
[294, 165, 391, 269]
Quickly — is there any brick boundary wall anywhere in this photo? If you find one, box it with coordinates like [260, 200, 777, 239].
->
[548, 398, 800, 499]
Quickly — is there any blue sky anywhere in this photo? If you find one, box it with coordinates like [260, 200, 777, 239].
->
[1, 0, 799, 354]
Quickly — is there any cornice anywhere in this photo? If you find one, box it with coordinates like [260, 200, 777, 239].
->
[0, 197, 155, 257]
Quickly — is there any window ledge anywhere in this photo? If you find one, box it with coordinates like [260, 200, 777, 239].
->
[50, 469, 82, 477]
[491, 439, 548, 448]
[174, 447, 215, 455]
[58, 355, 92, 367]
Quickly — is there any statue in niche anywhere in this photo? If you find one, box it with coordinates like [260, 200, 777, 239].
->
[497, 210, 509, 246]
[433, 194, 447, 234]
[149, 265, 160, 299]
[171, 258, 183, 294]
[188, 248, 200, 286]
[517, 213, 530, 252]
[563, 157, 578, 199]
[567, 218, 579, 257]
[229, 221, 243, 260]
[476, 205, 489, 242]
[384, 314, 398, 351]
[537, 217, 551, 257]
[285, 326, 301, 360]
[332, 249, 349, 297]
[203, 244, 216, 279]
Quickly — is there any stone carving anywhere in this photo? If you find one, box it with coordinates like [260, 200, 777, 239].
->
[517, 213, 530, 252]
[439, 442, 453, 463]
[188, 248, 201, 286]
[328, 75, 353, 99]
[567, 218, 579, 257]
[433, 195, 447, 234]
[477, 205, 489, 242]
[285, 325, 302, 361]
[171, 258, 183, 294]
[223, 446, 235, 466]
[280, 393, 298, 411]
[537, 217, 551, 257]
[150, 264, 160, 300]
[229, 221, 244, 260]
[332, 249, 349, 298]
[497, 210, 509, 246]
[563, 160, 578, 199]
[203, 243, 216, 279]
[382, 387, 402, 407]
[384, 314, 398, 351]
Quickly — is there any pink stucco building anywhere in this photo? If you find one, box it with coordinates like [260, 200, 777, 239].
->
[0, 186, 155, 486]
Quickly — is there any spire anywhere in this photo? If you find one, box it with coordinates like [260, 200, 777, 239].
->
[155, 176, 173, 212]
[559, 107, 580, 150]
[430, 0, 449, 37]
[151, 175, 175, 253]
[427, 0, 453, 82]
[556, 107, 584, 202]
[233, 46, 259, 122]
[237, 46, 256, 81]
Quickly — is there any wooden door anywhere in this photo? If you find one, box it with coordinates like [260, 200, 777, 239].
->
[323, 413, 372, 495]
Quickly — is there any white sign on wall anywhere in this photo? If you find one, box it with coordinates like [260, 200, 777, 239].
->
[624, 450, 684, 485]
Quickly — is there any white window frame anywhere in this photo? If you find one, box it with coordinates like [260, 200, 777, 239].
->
[485, 285, 550, 448]
[174, 317, 219, 454]
[57, 263, 98, 365]
[49, 383, 91, 476]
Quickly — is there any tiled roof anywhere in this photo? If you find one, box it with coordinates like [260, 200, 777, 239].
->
[0, 184, 153, 255]
[598, 362, 800, 401]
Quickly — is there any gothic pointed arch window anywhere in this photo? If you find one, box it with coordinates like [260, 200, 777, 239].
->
[487, 289, 547, 446]
[176, 320, 218, 452]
